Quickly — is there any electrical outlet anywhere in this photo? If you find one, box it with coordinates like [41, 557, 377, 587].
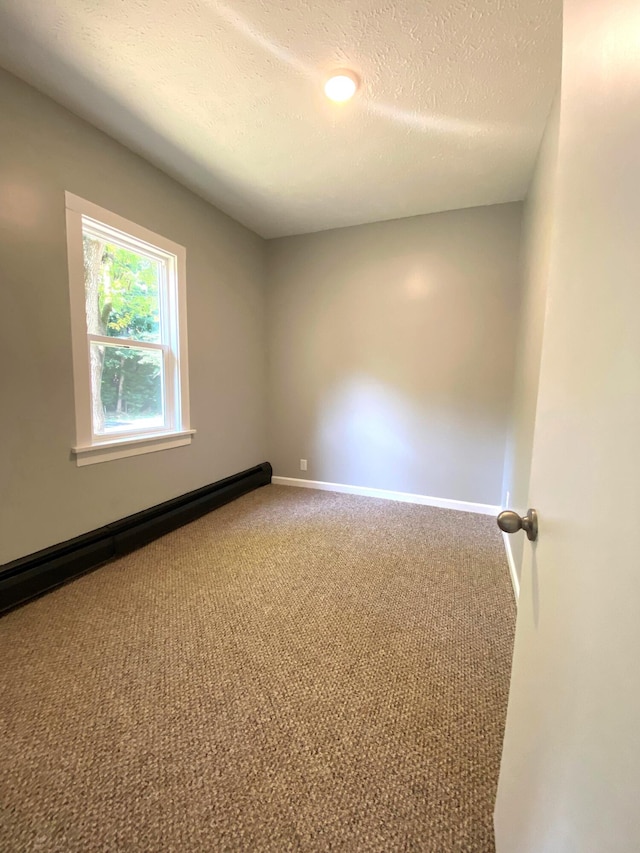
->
[300, 459, 307, 472]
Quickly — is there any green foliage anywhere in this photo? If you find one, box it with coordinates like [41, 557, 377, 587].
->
[100, 348, 162, 422]
[100, 244, 160, 341]
[95, 244, 163, 423]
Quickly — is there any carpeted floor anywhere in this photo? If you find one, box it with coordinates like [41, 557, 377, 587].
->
[0, 485, 515, 852]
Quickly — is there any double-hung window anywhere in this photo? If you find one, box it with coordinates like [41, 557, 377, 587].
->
[65, 193, 192, 465]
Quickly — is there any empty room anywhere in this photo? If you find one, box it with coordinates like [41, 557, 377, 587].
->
[1, 1, 639, 851]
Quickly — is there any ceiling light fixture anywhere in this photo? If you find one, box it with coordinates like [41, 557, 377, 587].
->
[324, 69, 360, 103]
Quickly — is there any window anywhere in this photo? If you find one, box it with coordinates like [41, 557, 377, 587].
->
[65, 193, 193, 465]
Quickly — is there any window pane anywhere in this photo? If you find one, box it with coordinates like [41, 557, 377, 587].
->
[90, 342, 165, 435]
[82, 232, 162, 343]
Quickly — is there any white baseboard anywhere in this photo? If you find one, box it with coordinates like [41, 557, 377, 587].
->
[271, 476, 501, 517]
[502, 531, 520, 602]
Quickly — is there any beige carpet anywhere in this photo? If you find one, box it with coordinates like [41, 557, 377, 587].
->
[0, 484, 515, 852]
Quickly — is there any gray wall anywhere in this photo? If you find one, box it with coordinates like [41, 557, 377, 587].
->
[0, 69, 267, 564]
[266, 204, 522, 505]
[501, 97, 560, 581]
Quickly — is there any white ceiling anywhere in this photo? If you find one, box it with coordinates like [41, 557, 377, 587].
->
[0, 1, 561, 238]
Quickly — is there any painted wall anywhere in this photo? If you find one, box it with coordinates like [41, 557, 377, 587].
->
[501, 96, 560, 583]
[266, 204, 522, 506]
[0, 69, 267, 564]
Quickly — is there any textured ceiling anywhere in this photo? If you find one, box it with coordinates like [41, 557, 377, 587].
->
[0, 1, 561, 238]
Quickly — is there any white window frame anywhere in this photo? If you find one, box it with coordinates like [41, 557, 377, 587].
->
[65, 192, 194, 466]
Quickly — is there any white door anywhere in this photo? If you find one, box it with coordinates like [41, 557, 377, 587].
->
[494, 0, 640, 851]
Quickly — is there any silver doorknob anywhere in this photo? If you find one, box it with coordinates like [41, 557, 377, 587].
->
[497, 508, 538, 542]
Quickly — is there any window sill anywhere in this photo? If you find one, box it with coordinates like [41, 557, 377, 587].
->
[72, 429, 196, 467]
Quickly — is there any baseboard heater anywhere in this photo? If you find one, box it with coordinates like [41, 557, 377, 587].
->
[0, 461, 272, 615]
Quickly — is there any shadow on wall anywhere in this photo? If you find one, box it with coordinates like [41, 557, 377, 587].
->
[314, 374, 506, 496]
[277, 228, 519, 501]
[317, 377, 415, 487]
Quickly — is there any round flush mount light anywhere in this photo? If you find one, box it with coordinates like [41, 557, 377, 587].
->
[324, 69, 360, 103]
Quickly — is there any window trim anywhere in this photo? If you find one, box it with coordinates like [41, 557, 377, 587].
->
[65, 192, 193, 466]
